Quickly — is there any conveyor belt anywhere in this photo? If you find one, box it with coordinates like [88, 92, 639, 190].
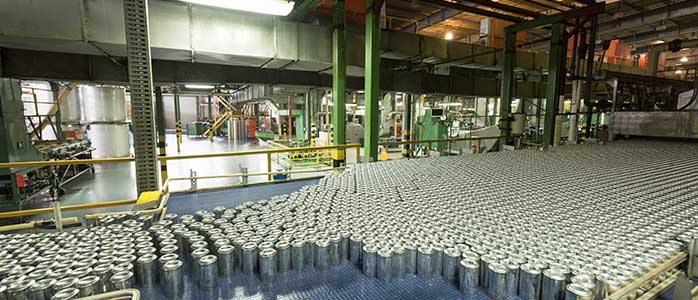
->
[159, 178, 478, 300]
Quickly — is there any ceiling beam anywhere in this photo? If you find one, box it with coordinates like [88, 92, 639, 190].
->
[416, 0, 529, 23]
[619, 24, 698, 45]
[599, 0, 698, 35]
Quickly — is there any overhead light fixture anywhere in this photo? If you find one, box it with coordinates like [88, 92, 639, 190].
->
[445, 32, 454, 40]
[675, 70, 683, 74]
[438, 103, 463, 107]
[652, 40, 665, 45]
[184, 84, 215, 89]
[681, 56, 689, 62]
[180, 0, 295, 16]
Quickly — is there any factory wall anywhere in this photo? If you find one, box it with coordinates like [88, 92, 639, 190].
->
[163, 95, 197, 130]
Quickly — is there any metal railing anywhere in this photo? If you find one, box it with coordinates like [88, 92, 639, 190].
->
[0, 144, 361, 223]
[379, 135, 507, 155]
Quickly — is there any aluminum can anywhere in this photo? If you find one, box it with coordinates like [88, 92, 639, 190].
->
[75, 276, 100, 297]
[459, 259, 480, 295]
[134, 254, 157, 287]
[275, 241, 291, 273]
[376, 249, 393, 283]
[241, 242, 258, 275]
[488, 263, 508, 300]
[109, 271, 134, 291]
[349, 235, 363, 266]
[391, 245, 405, 277]
[442, 248, 460, 283]
[290, 240, 306, 271]
[402, 242, 417, 274]
[542, 269, 568, 300]
[216, 244, 235, 277]
[198, 255, 218, 289]
[362, 245, 378, 277]
[520, 263, 543, 300]
[259, 248, 278, 283]
[50, 288, 80, 300]
[566, 283, 594, 300]
[161, 260, 184, 297]
[314, 239, 331, 271]
[417, 245, 433, 276]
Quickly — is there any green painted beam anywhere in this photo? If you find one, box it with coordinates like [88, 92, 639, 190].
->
[499, 31, 516, 150]
[363, 0, 381, 162]
[331, 0, 346, 164]
[543, 23, 565, 146]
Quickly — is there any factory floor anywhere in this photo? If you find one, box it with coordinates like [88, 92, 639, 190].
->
[23, 133, 334, 220]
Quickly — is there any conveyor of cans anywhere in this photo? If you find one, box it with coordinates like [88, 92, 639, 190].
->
[0, 140, 696, 300]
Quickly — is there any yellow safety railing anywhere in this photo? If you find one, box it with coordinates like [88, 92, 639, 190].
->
[0, 144, 361, 226]
[379, 135, 508, 155]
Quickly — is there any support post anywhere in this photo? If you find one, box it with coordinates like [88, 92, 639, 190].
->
[304, 91, 311, 141]
[543, 23, 565, 146]
[123, 0, 158, 193]
[266, 152, 272, 181]
[207, 94, 212, 120]
[174, 88, 182, 153]
[332, 0, 346, 166]
[154, 86, 167, 184]
[584, 15, 598, 139]
[402, 93, 412, 158]
[49, 82, 64, 141]
[499, 31, 516, 150]
[363, 0, 381, 162]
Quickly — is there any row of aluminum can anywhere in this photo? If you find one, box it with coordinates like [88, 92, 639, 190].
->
[1, 141, 697, 300]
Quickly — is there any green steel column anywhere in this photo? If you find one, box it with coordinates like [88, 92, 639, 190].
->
[402, 93, 412, 158]
[331, 0, 346, 166]
[207, 94, 213, 120]
[154, 86, 167, 184]
[363, 0, 381, 162]
[543, 23, 565, 146]
[584, 16, 598, 139]
[174, 88, 182, 153]
[499, 30, 516, 150]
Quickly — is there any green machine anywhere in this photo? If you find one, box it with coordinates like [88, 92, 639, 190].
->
[416, 108, 450, 152]
[0, 79, 45, 211]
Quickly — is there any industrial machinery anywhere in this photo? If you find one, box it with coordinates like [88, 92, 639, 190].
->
[0, 80, 96, 211]
[599, 71, 698, 139]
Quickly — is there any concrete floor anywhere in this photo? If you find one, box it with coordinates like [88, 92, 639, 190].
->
[23, 133, 343, 220]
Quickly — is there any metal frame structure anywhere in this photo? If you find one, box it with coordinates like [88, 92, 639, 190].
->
[331, 0, 347, 166]
[500, 5, 603, 147]
[363, 0, 384, 162]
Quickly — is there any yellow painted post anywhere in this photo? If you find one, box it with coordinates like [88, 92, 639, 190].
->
[266, 152, 272, 181]
[476, 139, 481, 154]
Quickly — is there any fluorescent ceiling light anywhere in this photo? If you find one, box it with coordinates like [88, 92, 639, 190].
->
[681, 56, 689, 62]
[180, 0, 295, 16]
[438, 103, 463, 107]
[184, 84, 215, 89]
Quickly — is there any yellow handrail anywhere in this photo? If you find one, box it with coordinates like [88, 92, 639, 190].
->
[0, 199, 138, 219]
[378, 135, 507, 146]
[0, 144, 361, 169]
[159, 144, 360, 161]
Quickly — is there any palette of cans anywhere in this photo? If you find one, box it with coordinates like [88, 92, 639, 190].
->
[0, 140, 696, 300]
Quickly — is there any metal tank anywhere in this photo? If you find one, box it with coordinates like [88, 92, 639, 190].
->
[67, 85, 131, 158]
